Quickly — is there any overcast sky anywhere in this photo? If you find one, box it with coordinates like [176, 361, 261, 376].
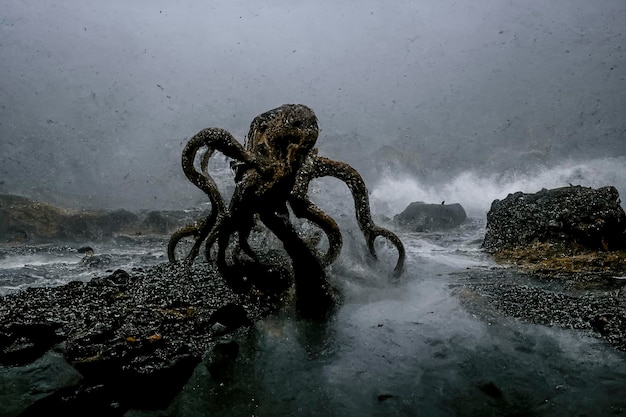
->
[1, 0, 624, 209]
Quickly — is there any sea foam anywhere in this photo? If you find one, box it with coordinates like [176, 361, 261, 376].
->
[370, 156, 626, 218]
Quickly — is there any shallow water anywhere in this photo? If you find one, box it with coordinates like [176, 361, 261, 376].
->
[166, 222, 625, 417]
[0, 237, 169, 296]
[3, 219, 624, 416]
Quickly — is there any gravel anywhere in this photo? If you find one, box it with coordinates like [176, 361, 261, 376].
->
[458, 267, 626, 352]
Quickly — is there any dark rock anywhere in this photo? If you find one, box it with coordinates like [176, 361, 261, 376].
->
[394, 202, 467, 232]
[105, 269, 132, 286]
[208, 303, 251, 334]
[483, 185, 626, 252]
[589, 313, 624, 336]
[77, 246, 94, 254]
[0, 322, 62, 366]
[0, 352, 83, 417]
[0, 194, 203, 243]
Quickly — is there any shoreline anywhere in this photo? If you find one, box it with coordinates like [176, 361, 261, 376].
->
[459, 250, 626, 352]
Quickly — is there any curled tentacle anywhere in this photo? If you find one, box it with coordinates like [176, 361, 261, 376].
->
[167, 217, 207, 262]
[289, 151, 343, 266]
[180, 129, 237, 213]
[181, 148, 222, 262]
[203, 212, 258, 263]
[168, 128, 280, 261]
[295, 155, 406, 276]
[168, 132, 224, 262]
[288, 196, 342, 266]
[178, 147, 224, 261]
[169, 127, 264, 263]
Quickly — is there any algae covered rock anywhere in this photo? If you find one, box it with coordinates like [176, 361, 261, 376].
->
[483, 185, 626, 274]
[483, 185, 626, 253]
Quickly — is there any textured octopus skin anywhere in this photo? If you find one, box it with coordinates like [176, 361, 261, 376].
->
[168, 104, 405, 315]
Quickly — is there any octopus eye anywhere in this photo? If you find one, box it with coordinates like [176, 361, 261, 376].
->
[290, 120, 303, 128]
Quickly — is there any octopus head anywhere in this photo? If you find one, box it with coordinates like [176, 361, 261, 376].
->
[246, 104, 319, 164]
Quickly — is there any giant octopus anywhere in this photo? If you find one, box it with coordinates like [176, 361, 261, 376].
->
[168, 104, 405, 316]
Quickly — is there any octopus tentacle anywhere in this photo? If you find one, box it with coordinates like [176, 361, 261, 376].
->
[203, 212, 226, 261]
[167, 217, 207, 262]
[289, 152, 343, 266]
[180, 148, 223, 262]
[298, 155, 405, 276]
[206, 165, 261, 263]
[172, 127, 279, 264]
[235, 217, 259, 261]
[168, 131, 226, 262]
[258, 209, 333, 317]
[205, 213, 258, 263]
[288, 196, 342, 266]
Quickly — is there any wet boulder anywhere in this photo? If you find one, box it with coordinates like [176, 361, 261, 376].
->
[0, 322, 62, 366]
[394, 202, 467, 232]
[483, 185, 626, 253]
[0, 352, 84, 417]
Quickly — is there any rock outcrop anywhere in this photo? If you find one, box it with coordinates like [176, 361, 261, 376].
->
[483, 185, 626, 273]
[394, 202, 467, 232]
[468, 185, 626, 353]
[483, 185, 626, 252]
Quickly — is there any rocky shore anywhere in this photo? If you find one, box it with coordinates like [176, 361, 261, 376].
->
[2, 186, 625, 415]
[0, 259, 293, 416]
[459, 267, 626, 352]
[463, 185, 626, 353]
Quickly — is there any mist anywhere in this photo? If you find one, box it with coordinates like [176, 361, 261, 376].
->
[1, 0, 624, 211]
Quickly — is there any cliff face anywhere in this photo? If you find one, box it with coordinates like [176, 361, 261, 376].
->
[0, 194, 200, 244]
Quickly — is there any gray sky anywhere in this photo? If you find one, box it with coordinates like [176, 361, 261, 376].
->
[1, 0, 624, 209]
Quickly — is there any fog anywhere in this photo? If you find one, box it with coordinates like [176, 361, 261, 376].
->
[1, 0, 625, 211]
[2, 4, 626, 414]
